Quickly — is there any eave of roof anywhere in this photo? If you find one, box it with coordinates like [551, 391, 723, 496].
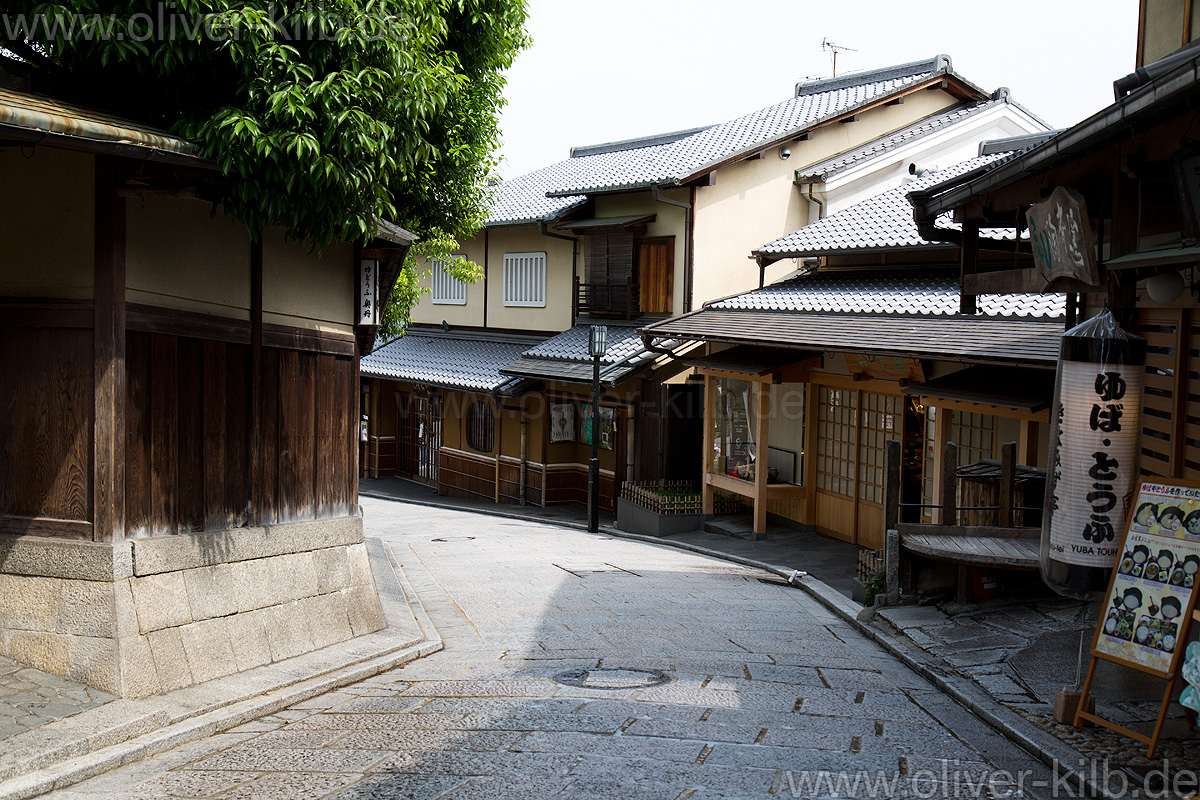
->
[672, 72, 987, 186]
[642, 309, 1063, 366]
[914, 49, 1200, 219]
[0, 85, 212, 167]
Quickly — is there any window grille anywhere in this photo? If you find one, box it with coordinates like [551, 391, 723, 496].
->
[467, 402, 495, 453]
[431, 254, 468, 305]
[503, 252, 547, 307]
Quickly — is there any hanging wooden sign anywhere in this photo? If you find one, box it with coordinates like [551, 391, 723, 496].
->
[1076, 479, 1200, 757]
[1026, 186, 1100, 287]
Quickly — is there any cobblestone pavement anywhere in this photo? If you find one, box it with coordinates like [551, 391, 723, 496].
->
[0, 657, 114, 743]
[48, 500, 1056, 800]
[876, 599, 1200, 771]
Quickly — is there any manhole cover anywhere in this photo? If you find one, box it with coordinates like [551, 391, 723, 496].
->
[553, 667, 672, 690]
[430, 536, 476, 542]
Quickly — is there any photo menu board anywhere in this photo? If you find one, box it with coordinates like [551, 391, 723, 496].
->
[1095, 481, 1200, 675]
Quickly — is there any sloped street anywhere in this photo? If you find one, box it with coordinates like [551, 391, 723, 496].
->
[42, 499, 1056, 800]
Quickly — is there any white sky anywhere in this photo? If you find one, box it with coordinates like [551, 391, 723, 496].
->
[496, 0, 1139, 178]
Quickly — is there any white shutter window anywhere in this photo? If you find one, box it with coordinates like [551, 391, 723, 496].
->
[502, 252, 546, 307]
[431, 254, 468, 305]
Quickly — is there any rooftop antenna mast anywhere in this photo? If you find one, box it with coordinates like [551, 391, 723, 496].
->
[821, 38, 857, 77]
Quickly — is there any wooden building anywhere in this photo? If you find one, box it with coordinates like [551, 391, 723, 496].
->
[910, 38, 1200, 486]
[642, 147, 1068, 546]
[0, 85, 414, 697]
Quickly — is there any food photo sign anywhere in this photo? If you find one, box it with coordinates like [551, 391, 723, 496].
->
[1078, 479, 1200, 756]
[1096, 481, 1200, 672]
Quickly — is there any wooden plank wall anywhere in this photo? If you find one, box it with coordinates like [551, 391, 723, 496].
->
[124, 331, 357, 535]
[0, 325, 94, 538]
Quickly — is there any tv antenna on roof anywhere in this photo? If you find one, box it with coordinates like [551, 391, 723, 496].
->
[821, 38, 857, 77]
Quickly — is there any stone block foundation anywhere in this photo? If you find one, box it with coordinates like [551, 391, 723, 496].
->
[0, 515, 384, 698]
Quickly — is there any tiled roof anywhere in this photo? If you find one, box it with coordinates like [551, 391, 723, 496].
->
[710, 268, 1064, 319]
[755, 153, 1013, 256]
[643, 309, 1064, 366]
[361, 332, 544, 393]
[520, 324, 649, 365]
[501, 324, 679, 386]
[794, 99, 997, 182]
[0, 85, 198, 157]
[487, 55, 972, 226]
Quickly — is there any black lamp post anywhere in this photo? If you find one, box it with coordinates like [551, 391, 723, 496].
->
[587, 325, 607, 533]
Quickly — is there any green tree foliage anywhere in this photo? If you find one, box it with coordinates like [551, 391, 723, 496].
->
[4, 0, 526, 331]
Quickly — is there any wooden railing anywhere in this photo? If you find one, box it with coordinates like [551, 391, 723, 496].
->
[574, 276, 640, 319]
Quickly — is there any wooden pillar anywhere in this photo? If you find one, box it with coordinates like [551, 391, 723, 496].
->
[753, 381, 770, 534]
[884, 438, 901, 532]
[702, 373, 716, 515]
[494, 399, 503, 504]
[249, 240, 264, 523]
[942, 441, 958, 526]
[1017, 420, 1039, 467]
[960, 222, 980, 315]
[802, 382, 819, 525]
[931, 406, 952, 523]
[93, 157, 126, 543]
[999, 441, 1016, 528]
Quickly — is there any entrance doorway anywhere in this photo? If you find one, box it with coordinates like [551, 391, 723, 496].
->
[398, 391, 442, 484]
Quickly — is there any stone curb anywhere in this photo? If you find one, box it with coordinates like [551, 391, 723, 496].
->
[0, 539, 443, 800]
[366, 494, 1110, 799]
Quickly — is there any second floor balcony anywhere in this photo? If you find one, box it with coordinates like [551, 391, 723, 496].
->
[574, 276, 641, 320]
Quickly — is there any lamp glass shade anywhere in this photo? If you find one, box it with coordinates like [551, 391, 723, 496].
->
[1145, 270, 1185, 304]
[589, 325, 608, 358]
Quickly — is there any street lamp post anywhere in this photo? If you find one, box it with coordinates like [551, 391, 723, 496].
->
[587, 325, 607, 533]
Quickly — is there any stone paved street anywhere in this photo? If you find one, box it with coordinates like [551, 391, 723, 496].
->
[0, 658, 114, 743]
[45, 499, 1055, 799]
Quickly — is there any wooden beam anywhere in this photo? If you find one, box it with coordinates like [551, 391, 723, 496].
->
[754, 383, 770, 534]
[792, 132, 812, 142]
[93, 157, 126, 543]
[884, 96, 905, 106]
[963, 268, 1104, 295]
[839, 113, 860, 124]
[746, 150, 765, 161]
[116, 186, 199, 199]
[960, 222, 980, 315]
[1017, 420, 1039, 466]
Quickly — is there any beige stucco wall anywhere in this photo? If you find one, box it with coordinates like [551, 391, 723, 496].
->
[486, 225, 575, 332]
[262, 227, 355, 333]
[409, 235, 487, 328]
[1142, 0, 1192, 64]
[126, 199, 251, 319]
[692, 88, 959, 305]
[0, 148, 95, 299]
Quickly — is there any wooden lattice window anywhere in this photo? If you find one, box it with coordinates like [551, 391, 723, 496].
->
[817, 387, 857, 497]
[858, 392, 902, 504]
[467, 402, 495, 453]
[949, 410, 996, 466]
[502, 252, 546, 307]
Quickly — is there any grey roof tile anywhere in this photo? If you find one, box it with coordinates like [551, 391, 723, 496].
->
[756, 153, 1013, 256]
[487, 55, 965, 226]
[710, 267, 1064, 319]
[499, 324, 678, 386]
[794, 100, 998, 182]
[361, 332, 544, 393]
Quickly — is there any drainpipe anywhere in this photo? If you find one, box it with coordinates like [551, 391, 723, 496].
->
[653, 186, 694, 312]
[539, 221, 577, 322]
[805, 183, 825, 224]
